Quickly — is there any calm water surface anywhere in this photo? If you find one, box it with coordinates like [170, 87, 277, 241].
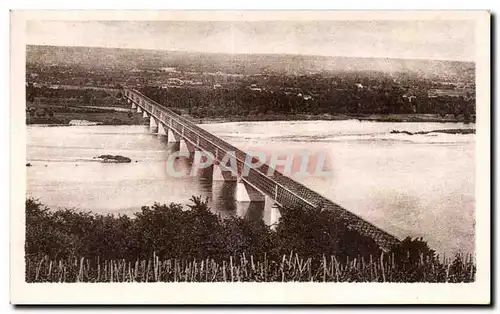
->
[27, 120, 475, 254]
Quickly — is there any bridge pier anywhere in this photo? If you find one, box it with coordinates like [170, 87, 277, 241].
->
[142, 110, 149, 119]
[168, 129, 180, 144]
[131, 100, 137, 109]
[263, 196, 281, 229]
[157, 123, 168, 142]
[235, 179, 265, 202]
[136, 106, 142, 114]
[212, 163, 237, 182]
[158, 123, 167, 136]
[180, 139, 196, 159]
[149, 116, 158, 133]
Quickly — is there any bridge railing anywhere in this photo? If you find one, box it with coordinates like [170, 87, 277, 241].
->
[128, 90, 352, 213]
[124, 89, 400, 250]
[128, 89, 315, 210]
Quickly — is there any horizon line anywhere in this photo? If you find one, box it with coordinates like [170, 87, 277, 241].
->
[26, 43, 475, 64]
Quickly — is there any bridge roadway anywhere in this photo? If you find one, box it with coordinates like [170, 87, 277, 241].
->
[123, 89, 400, 251]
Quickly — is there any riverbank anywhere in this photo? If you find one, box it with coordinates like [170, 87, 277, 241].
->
[26, 113, 146, 126]
[26, 105, 146, 126]
[186, 113, 475, 125]
[26, 112, 477, 133]
[27, 93, 475, 126]
[26, 92, 146, 126]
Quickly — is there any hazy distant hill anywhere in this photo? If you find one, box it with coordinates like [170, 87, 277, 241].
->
[26, 45, 474, 80]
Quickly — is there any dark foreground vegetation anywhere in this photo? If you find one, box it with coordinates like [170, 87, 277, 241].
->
[25, 197, 475, 282]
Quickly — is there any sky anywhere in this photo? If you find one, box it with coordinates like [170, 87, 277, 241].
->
[26, 20, 476, 61]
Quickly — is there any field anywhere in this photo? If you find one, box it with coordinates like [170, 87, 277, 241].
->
[27, 252, 475, 283]
[26, 88, 147, 125]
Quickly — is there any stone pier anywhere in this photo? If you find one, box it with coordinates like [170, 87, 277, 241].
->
[212, 163, 237, 182]
[263, 196, 281, 229]
[235, 180, 265, 202]
[168, 129, 180, 144]
[180, 139, 196, 159]
[149, 116, 158, 133]
[158, 123, 168, 136]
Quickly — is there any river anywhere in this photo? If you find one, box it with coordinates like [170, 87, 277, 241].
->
[26, 120, 475, 255]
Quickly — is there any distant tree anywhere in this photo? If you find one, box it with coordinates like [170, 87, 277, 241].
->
[26, 83, 35, 102]
[82, 90, 95, 105]
[35, 108, 46, 118]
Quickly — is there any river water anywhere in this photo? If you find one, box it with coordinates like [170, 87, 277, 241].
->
[26, 120, 475, 255]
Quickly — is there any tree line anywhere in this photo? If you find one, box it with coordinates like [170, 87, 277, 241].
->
[140, 83, 475, 119]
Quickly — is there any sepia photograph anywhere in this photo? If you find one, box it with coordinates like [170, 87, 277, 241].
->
[9, 10, 490, 304]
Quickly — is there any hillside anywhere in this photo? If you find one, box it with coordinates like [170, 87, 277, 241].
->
[26, 45, 474, 80]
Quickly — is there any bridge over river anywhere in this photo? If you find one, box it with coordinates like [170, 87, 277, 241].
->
[123, 89, 400, 251]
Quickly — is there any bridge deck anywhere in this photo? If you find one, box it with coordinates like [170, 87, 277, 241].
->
[124, 89, 400, 251]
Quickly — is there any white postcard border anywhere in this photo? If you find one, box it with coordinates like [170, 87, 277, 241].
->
[9, 10, 491, 304]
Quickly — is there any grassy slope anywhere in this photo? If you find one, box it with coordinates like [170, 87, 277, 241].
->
[26, 97, 147, 125]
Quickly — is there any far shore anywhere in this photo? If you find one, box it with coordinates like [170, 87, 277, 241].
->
[26, 94, 475, 126]
[26, 98, 476, 127]
[27, 112, 476, 128]
[183, 113, 475, 125]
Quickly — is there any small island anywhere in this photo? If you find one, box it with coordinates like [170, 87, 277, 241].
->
[95, 155, 132, 163]
[391, 129, 475, 136]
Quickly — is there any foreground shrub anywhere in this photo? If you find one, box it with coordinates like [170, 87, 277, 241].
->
[26, 197, 378, 262]
[25, 197, 475, 282]
[274, 205, 381, 262]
